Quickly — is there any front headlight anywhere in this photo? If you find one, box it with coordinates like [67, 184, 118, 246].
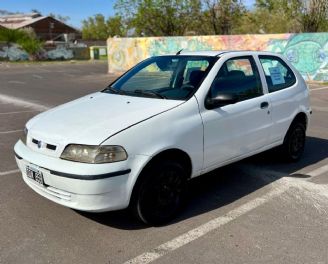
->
[60, 145, 128, 164]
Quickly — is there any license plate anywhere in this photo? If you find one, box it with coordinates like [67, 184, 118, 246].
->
[26, 165, 44, 186]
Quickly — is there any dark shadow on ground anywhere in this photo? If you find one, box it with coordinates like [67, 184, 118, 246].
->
[77, 136, 328, 229]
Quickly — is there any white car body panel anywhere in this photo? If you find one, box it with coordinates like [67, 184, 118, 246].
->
[194, 53, 272, 169]
[104, 96, 204, 176]
[26, 92, 183, 157]
[15, 140, 150, 211]
[200, 94, 272, 168]
[263, 58, 311, 143]
[14, 50, 311, 212]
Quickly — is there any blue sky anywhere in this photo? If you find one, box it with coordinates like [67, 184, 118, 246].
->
[1, 0, 255, 29]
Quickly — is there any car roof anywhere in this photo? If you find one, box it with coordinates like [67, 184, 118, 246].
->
[173, 50, 279, 57]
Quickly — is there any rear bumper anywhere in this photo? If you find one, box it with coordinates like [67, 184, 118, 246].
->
[14, 140, 150, 212]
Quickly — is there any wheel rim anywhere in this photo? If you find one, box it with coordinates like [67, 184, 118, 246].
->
[140, 169, 185, 221]
[289, 126, 305, 159]
[156, 171, 183, 208]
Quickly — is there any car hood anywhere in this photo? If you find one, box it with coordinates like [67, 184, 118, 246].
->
[27, 92, 183, 146]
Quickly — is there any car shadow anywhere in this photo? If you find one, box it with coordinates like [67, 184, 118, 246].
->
[76, 136, 328, 229]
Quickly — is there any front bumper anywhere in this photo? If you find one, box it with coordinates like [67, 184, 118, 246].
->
[14, 140, 149, 212]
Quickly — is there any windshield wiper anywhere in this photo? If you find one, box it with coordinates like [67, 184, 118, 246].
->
[103, 86, 117, 93]
[133, 89, 166, 99]
[104, 86, 127, 95]
[105, 87, 166, 99]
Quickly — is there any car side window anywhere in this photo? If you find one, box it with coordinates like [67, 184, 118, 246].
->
[182, 60, 210, 87]
[208, 56, 263, 102]
[259, 55, 296, 93]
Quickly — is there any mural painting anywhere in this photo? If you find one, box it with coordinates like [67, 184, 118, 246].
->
[107, 33, 328, 81]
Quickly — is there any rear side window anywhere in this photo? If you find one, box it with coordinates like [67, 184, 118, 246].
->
[209, 56, 263, 101]
[259, 55, 296, 93]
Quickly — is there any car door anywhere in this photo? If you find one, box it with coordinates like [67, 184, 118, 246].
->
[200, 55, 272, 170]
[258, 55, 299, 143]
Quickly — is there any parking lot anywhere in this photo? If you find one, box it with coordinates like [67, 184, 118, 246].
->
[0, 61, 328, 264]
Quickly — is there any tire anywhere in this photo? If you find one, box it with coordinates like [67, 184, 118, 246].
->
[130, 160, 188, 226]
[281, 122, 306, 162]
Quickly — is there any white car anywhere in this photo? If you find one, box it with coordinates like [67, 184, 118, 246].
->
[14, 51, 311, 225]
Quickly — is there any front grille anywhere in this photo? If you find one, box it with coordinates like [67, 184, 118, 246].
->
[31, 138, 57, 151]
[46, 144, 57, 150]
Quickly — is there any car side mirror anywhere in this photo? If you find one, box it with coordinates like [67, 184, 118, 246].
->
[205, 93, 238, 109]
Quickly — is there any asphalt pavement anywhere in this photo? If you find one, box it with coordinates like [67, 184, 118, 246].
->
[0, 61, 327, 264]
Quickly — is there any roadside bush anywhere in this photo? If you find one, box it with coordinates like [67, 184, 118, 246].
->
[20, 27, 38, 39]
[0, 28, 28, 44]
[0, 27, 44, 60]
[17, 38, 45, 60]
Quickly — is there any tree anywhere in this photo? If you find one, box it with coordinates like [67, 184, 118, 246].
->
[203, 0, 246, 35]
[82, 14, 126, 40]
[106, 16, 126, 37]
[48, 13, 71, 23]
[31, 10, 71, 23]
[115, 0, 203, 36]
[253, 0, 328, 33]
[83, 0, 327, 38]
[83, 14, 108, 40]
[0, 28, 28, 46]
[299, 0, 328, 32]
[232, 11, 261, 34]
[0, 10, 15, 15]
[31, 9, 41, 14]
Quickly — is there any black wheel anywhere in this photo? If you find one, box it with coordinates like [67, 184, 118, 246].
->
[131, 160, 188, 225]
[281, 122, 306, 162]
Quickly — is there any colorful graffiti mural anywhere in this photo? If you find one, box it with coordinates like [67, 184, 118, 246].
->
[107, 33, 328, 81]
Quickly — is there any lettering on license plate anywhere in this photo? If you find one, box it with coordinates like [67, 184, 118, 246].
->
[26, 166, 44, 186]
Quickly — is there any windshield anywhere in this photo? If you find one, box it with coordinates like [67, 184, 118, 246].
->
[103, 55, 217, 100]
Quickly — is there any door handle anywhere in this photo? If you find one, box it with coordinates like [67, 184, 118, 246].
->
[260, 102, 269, 109]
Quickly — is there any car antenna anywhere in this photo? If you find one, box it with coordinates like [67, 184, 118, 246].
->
[176, 49, 183, 55]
